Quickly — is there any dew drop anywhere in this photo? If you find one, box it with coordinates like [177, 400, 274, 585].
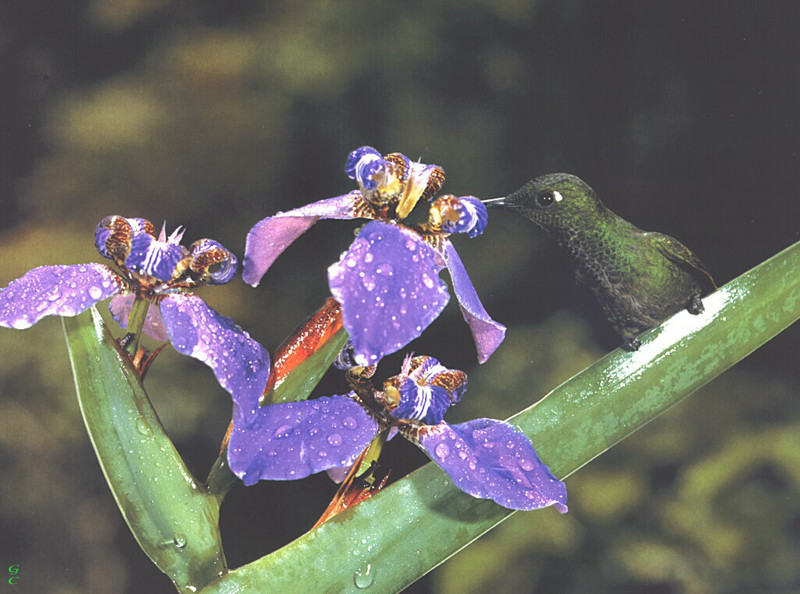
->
[346, 257, 358, 268]
[361, 276, 376, 291]
[519, 459, 535, 472]
[434, 443, 450, 460]
[422, 274, 435, 289]
[273, 424, 293, 438]
[47, 289, 61, 302]
[173, 534, 187, 549]
[353, 563, 375, 589]
[342, 416, 357, 429]
[88, 286, 103, 300]
[327, 433, 343, 446]
[136, 418, 153, 436]
[376, 264, 393, 276]
[364, 252, 374, 264]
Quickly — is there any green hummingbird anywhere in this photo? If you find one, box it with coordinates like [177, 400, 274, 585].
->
[484, 173, 716, 351]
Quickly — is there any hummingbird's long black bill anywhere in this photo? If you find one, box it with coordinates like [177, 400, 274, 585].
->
[482, 196, 508, 207]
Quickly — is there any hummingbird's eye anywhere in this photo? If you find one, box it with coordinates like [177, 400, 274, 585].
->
[535, 190, 563, 208]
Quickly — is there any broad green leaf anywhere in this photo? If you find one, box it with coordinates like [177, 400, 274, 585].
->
[63, 309, 226, 593]
[201, 240, 799, 593]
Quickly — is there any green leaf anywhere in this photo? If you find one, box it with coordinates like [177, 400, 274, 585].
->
[201, 240, 799, 593]
[63, 309, 227, 593]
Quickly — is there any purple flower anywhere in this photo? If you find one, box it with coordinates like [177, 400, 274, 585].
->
[0, 216, 269, 420]
[228, 355, 567, 512]
[244, 146, 505, 365]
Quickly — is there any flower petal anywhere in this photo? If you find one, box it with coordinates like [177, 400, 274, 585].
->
[328, 221, 450, 365]
[228, 394, 379, 485]
[126, 232, 188, 282]
[413, 419, 568, 512]
[187, 238, 238, 285]
[0, 264, 122, 329]
[158, 294, 270, 424]
[243, 192, 364, 287]
[440, 240, 506, 363]
[108, 294, 169, 342]
[437, 196, 488, 238]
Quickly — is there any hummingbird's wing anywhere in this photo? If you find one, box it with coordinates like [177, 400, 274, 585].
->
[647, 232, 717, 289]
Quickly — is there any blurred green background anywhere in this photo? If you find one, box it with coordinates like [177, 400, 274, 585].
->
[1, 1, 798, 592]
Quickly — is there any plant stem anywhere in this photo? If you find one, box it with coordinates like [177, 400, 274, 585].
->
[124, 296, 151, 357]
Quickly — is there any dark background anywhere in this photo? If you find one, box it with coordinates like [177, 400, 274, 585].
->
[0, 1, 798, 592]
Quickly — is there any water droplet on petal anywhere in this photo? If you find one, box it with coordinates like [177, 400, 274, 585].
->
[362, 275, 376, 291]
[88, 286, 103, 300]
[47, 289, 61, 301]
[347, 257, 358, 268]
[422, 274, 435, 289]
[519, 459, 535, 472]
[353, 563, 375, 589]
[363, 252, 374, 264]
[173, 534, 187, 548]
[327, 433, 343, 446]
[273, 424, 293, 438]
[434, 443, 450, 460]
[342, 416, 357, 429]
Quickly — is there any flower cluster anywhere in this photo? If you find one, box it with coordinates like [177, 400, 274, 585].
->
[0, 148, 567, 516]
[0, 216, 269, 418]
[243, 146, 505, 366]
[228, 354, 567, 512]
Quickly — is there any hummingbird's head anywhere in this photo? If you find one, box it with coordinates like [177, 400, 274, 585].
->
[484, 173, 604, 232]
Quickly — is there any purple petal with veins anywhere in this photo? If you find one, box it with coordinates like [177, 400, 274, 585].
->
[159, 294, 270, 424]
[108, 294, 169, 342]
[442, 196, 488, 238]
[0, 264, 122, 329]
[440, 240, 506, 363]
[243, 191, 364, 287]
[413, 419, 568, 512]
[228, 394, 379, 485]
[328, 221, 450, 366]
[126, 232, 186, 282]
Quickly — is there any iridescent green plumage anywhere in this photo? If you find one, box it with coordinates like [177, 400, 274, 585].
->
[486, 173, 715, 350]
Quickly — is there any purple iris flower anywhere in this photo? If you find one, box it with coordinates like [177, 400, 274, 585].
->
[228, 355, 567, 512]
[0, 216, 269, 421]
[243, 146, 505, 366]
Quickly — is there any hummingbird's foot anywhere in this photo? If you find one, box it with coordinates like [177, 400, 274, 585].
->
[687, 294, 705, 315]
[622, 336, 642, 351]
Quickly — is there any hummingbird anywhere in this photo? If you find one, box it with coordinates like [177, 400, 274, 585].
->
[484, 173, 716, 351]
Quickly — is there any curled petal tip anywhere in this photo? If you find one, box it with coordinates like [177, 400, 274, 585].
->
[189, 239, 238, 285]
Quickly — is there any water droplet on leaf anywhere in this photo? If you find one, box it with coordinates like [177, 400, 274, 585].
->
[353, 563, 375, 589]
[136, 418, 153, 436]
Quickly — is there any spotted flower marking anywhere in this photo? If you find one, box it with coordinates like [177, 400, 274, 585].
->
[228, 355, 567, 512]
[0, 216, 269, 418]
[244, 146, 505, 365]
